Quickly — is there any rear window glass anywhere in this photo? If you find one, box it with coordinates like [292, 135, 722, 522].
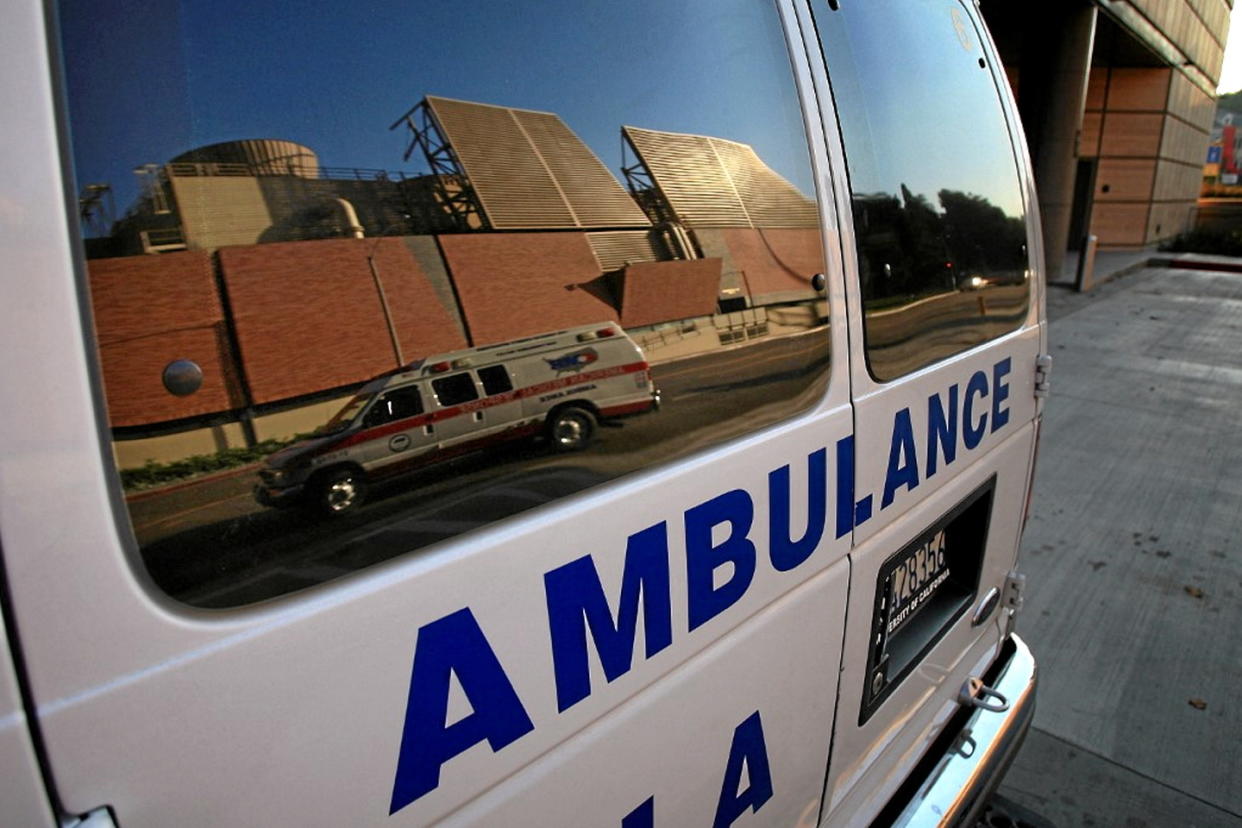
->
[478, 365, 513, 396]
[61, 0, 832, 607]
[363, 386, 424, 427]
[813, 0, 1030, 381]
[431, 373, 479, 407]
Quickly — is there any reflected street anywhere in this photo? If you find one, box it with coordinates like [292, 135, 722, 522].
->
[135, 330, 828, 607]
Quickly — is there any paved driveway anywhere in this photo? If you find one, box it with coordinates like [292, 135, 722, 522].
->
[1000, 266, 1242, 827]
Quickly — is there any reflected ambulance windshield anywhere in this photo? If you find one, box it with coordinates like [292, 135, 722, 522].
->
[318, 393, 371, 434]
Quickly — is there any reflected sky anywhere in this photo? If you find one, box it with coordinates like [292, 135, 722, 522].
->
[815, 0, 1025, 218]
[58, 0, 817, 214]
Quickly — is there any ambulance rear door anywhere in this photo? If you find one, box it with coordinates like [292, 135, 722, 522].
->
[801, 0, 1046, 820]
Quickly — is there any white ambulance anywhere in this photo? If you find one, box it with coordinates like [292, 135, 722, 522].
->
[255, 324, 660, 515]
[0, 0, 1046, 826]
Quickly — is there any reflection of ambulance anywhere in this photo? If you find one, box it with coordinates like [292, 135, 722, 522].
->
[3, 0, 1058, 826]
[255, 323, 661, 515]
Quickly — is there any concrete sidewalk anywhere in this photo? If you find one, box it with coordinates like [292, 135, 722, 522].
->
[998, 258, 1242, 826]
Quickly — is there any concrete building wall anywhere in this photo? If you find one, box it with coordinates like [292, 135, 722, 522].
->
[716, 228, 824, 302]
[219, 237, 468, 405]
[112, 422, 250, 469]
[88, 251, 245, 427]
[1089, 2, 1227, 248]
[617, 259, 722, 330]
[984, 0, 1230, 263]
[1085, 62, 1216, 248]
[168, 173, 415, 251]
[171, 176, 272, 251]
[93, 226, 806, 439]
[439, 232, 618, 345]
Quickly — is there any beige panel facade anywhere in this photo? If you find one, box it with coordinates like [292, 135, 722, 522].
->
[985, 1, 1228, 255]
[253, 396, 353, 442]
[171, 176, 272, 251]
[113, 421, 250, 470]
[1095, 159, 1156, 200]
[1161, 117, 1211, 166]
[1105, 68, 1171, 110]
[1100, 112, 1164, 157]
[1168, 70, 1216, 132]
[1080, 0, 1225, 249]
[1085, 68, 1108, 110]
[1148, 201, 1197, 240]
[1092, 203, 1151, 246]
[1081, 112, 1103, 156]
[1154, 159, 1205, 201]
[1113, 0, 1227, 90]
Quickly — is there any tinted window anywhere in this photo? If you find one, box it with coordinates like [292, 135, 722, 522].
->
[431, 373, 479, 406]
[363, 386, 423, 427]
[62, 0, 831, 607]
[478, 365, 513, 396]
[814, 0, 1030, 380]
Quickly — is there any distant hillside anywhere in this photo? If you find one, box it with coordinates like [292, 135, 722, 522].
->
[1218, 90, 1242, 120]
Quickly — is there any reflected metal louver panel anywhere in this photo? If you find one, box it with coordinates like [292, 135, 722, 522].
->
[425, 96, 651, 230]
[586, 230, 662, 272]
[623, 126, 818, 229]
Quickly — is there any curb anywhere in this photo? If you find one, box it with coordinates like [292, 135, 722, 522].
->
[1055, 254, 1242, 293]
[1145, 256, 1242, 275]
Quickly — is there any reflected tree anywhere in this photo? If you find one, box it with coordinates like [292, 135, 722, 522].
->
[853, 186, 1025, 303]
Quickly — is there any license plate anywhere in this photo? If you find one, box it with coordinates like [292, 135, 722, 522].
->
[861, 478, 994, 722]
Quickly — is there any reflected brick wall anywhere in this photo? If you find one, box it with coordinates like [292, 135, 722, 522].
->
[617, 258, 721, 329]
[90, 232, 768, 430]
[219, 238, 467, 404]
[88, 251, 244, 427]
[719, 228, 823, 300]
[440, 232, 618, 345]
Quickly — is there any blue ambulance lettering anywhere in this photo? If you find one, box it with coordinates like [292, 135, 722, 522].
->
[769, 447, 828, 572]
[621, 711, 772, 828]
[389, 608, 534, 815]
[622, 797, 655, 828]
[389, 355, 1018, 812]
[686, 490, 758, 631]
[879, 356, 1013, 510]
[926, 384, 958, 478]
[881, 408, 919, 508]
[545, 523, 673, 713]
[713, 711, 774, 827]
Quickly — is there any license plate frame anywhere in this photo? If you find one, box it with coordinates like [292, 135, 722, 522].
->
[860, 477, 995, 723]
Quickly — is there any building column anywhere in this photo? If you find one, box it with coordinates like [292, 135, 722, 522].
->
[1017, 1, 1097, 282]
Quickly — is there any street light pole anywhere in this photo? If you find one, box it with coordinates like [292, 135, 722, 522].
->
[338, 197, 407, 368]
[366, 247, 406, 367]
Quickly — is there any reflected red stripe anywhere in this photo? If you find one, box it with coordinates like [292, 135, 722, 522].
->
[323, 361, 649, 454]
[369, 423, 543, 480]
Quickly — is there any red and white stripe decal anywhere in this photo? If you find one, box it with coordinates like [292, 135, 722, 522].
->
[368, 423, 544, 481]
[321, 361, 650, 455]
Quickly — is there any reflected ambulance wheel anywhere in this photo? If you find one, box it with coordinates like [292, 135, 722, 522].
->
[313, 467, 368, 517]
[547, 407, 596, 451]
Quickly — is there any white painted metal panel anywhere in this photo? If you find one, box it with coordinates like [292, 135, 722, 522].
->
[794, 0, 1046, 822]
[0, 5, 854, 826]
[0, 611, 55, 827]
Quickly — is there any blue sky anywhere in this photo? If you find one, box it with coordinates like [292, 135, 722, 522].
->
[1218, 1, 1242, 93]
[58, 0, 818, 218]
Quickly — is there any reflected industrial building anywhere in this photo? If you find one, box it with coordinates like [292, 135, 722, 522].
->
[82, 95, 827, 470]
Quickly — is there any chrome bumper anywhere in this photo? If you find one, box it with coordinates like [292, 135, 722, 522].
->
[889, 634, 1037, 827]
